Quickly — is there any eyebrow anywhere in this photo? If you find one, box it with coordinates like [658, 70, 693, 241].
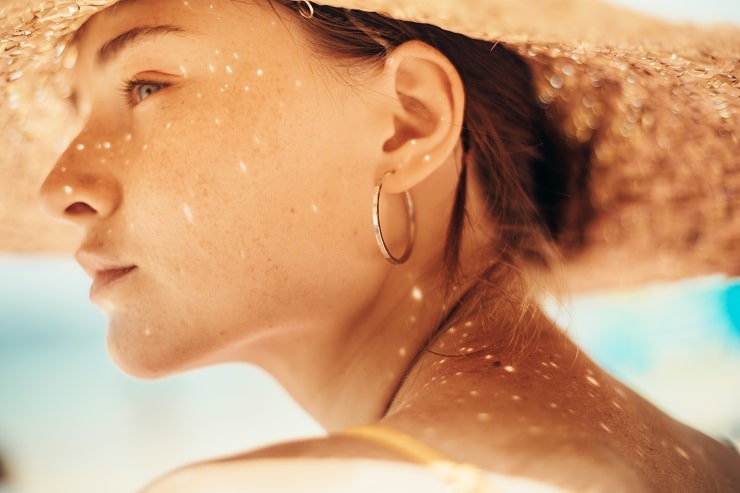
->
[97, 25, 185, 64]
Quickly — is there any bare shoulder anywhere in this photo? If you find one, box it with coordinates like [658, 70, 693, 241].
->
[140, 455, 573, 493]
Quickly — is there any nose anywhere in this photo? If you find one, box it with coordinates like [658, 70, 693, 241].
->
[40, 139, 122, 229]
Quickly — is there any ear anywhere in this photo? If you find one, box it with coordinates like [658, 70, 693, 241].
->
[377, 40, 465, 194]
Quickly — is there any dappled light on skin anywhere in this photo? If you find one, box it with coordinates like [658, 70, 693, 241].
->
[411, 287, 423, 301]
[183, 203, 194, 224]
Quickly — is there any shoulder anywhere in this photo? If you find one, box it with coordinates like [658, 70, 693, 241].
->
[140, 457, 573, 493]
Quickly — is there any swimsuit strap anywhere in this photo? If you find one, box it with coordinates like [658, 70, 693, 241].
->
[341, 424, 502, 493]
[342, 424, 455, 464]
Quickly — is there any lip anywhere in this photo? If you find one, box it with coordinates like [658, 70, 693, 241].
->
[75, 248, 137, 301]
[90, 265, 137, 299]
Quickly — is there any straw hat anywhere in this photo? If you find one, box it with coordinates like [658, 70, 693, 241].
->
[1, 0, 738, 290]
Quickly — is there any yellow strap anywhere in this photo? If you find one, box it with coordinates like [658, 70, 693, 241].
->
[341, 424, 457, 465]
[341, 424, 502, 493]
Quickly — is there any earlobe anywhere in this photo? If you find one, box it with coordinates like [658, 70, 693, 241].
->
[378, 40, 465, 194]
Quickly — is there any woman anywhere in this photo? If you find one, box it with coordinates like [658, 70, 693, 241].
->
[3, 0, 739, 491]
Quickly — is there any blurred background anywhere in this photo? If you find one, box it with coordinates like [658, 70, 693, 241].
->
[1, 1, 739, 492]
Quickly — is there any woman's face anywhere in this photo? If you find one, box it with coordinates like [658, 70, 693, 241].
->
[41, 0, 391, 376]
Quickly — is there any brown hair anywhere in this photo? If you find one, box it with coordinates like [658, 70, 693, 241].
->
[272, 1, 569, 291]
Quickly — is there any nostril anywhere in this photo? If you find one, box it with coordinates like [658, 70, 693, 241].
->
[65, 202, 97, 216]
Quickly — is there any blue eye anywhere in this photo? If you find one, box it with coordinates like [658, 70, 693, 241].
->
[121, 79, 167, 106]
[136, 82, 162, 102]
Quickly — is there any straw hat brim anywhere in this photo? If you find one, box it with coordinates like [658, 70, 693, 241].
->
[1, 0, 739, 291]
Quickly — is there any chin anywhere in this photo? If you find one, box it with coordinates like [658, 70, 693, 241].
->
[105, 321, 185, 380]
[106, 343, 175, 379]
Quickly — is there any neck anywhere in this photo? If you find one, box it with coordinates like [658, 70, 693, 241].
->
[242, 156, 505, 431]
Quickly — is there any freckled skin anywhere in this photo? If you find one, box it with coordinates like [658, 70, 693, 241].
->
[39, 0, 740, 491]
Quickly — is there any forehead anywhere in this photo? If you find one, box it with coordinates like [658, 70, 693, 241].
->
[72, 0, 269, 57]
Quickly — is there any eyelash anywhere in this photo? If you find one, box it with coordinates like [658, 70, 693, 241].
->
[120, 78, 170, 107]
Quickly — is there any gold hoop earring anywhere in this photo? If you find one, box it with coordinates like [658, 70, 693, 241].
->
[295, 0, 315, 19]
[372, 171, 415, 265]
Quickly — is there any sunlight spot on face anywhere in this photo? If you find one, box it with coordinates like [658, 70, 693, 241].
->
[295, 80, 302, 88]
[586, 375, 601, 387]
[477, 412, 492, 423]
[183, 203, 194, 224]
[214, 118, 221, 126]
[179, 65, 187, 75]
[447, 326, 456, 334]
[675, 446, 690, 460]
[144, 327, 152, 337]
[469, 390, 479, 397]
[233, 52, 239, 60]
[411, 286, 423, 301]
[124, 133, 132, 141]
[612, 400, 622, 410]
[464, 321, 473, 328]
[257, 68, 264, 77]
[208, 64, 215, 72]
[244, 85, 250, 92]
[465, 347, 475, 353]
[549, 402, 558, 409]
[142, 144, 149, 151]
[599, 422, 612, 433]
[424, 155, 431, 162]
[436, 358, 446, 365]
[398, 347, 407, 357]
[485, 354, 493, 360]
[408, 315, 417, 324]
[549, 361, 559, 368]
[64, 186, 73, 195]
[503, 365, 515, 373]
[226, 65, 233, 74]
[197, 92, 203, 98]
[239, 160, 247, 173]
[512, 395, 521, 401]
[165, 122, 172, 129]
[311, 203, 319, 214]
[455, 371, 463, 377]
[60, 167, 67, 173]
[75, 143, 85, 151]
